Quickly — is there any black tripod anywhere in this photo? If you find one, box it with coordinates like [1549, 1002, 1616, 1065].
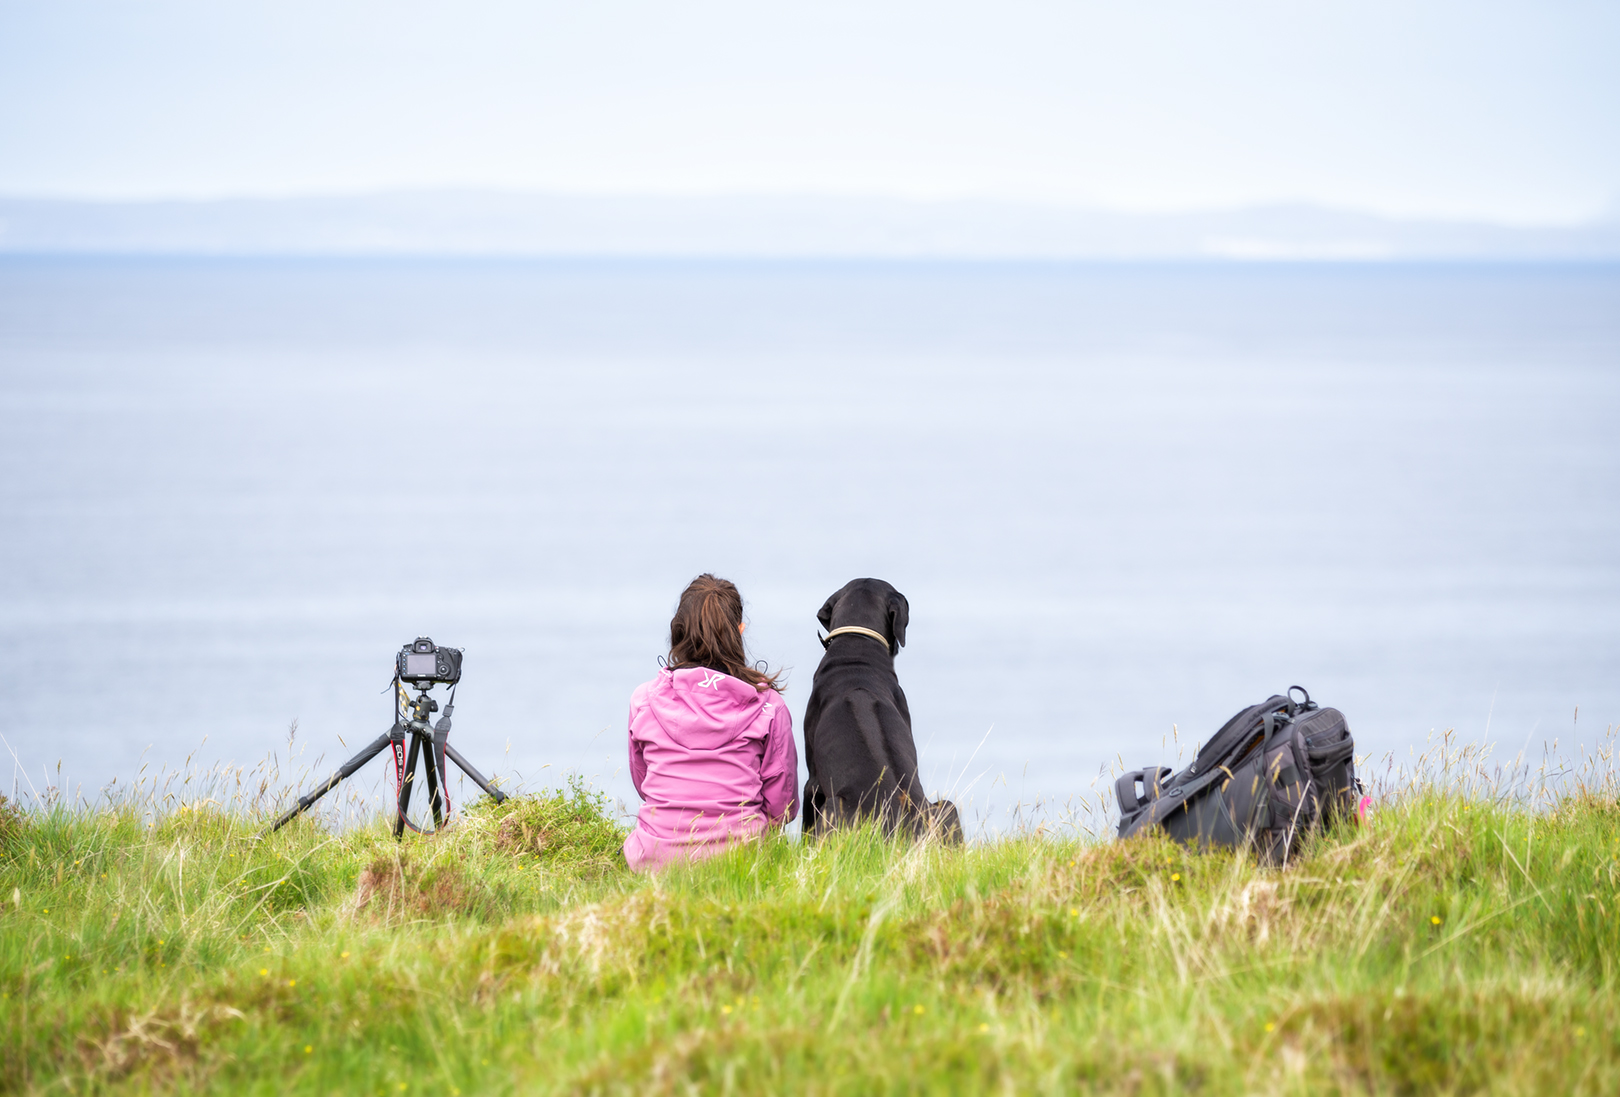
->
[266, 679, 507, 836]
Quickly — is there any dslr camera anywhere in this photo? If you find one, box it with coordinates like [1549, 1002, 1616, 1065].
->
[396, 636, 463, 687]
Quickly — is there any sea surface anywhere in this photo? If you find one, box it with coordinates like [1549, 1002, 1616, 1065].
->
[2, 258, 1617, 832]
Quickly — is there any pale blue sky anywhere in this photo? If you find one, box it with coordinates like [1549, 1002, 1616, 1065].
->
[1, 0, 1616, 223]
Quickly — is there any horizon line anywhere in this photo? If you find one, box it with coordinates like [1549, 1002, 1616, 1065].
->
[1, 188, 1612, 232]
[4, 250, 1618, 266]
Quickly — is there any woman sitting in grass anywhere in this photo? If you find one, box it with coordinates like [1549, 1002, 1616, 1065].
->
[623, 574, 798, 871]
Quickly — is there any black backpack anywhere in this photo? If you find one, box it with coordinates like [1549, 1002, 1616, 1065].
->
[1116, 687, 1360, 864]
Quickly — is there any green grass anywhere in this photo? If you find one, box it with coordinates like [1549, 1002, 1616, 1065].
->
[4, 766, 1620, 1095]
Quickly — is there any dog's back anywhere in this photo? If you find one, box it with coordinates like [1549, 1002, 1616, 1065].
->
[802, 642, 924, 832]
[801, 578, 960, 842]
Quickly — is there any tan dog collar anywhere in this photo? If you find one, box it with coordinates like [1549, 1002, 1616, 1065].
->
[819, 625, 891, 652]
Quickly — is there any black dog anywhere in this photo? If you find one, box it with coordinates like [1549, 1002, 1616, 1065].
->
[801, 578, 961, 841]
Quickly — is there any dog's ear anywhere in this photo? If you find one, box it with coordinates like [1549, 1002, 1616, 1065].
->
[817, 593, 838, 631]
[887, 590, 909, 652]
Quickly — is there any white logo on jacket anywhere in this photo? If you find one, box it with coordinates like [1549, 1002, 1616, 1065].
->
[697, 671, 723, 689]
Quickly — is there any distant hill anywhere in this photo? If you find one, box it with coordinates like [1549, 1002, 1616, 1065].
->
[1, 192, 1616, 260]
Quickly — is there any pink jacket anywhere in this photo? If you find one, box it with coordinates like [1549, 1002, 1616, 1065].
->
[624, 667, 797, 872]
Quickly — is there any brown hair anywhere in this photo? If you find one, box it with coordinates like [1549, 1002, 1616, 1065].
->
[667, 574, 783, 692]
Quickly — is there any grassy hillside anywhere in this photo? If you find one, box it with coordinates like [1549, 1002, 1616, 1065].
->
[2, 768, 1618, 1095]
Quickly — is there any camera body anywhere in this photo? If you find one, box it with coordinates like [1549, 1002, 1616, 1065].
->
[396, 637, 463, 687]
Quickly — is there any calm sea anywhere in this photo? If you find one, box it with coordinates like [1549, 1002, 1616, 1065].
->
[3, 258, 1617, 831]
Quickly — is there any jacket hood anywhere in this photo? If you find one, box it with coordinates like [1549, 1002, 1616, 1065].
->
[645, 667, 771, 746]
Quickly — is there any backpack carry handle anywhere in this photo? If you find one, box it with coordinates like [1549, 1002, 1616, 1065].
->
[1287, 685, 1316, 711]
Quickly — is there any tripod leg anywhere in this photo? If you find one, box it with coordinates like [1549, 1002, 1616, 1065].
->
[265, 730, 395, 836]
[421, 736, 444, 829]
[394, 734, 422, 839]
[444, 743, 509, 804]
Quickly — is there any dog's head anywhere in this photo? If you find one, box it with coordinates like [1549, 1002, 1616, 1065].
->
[816, 578, 909, 655]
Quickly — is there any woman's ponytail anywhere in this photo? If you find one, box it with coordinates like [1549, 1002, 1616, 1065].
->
[667, 574, 783, 692]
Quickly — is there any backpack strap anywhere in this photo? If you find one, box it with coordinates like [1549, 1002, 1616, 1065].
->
[1119, 762, 1230, 838]
[1116, 771, 1143, 815]
[1120, 719, 1292, 840]
[1116, 766, 1173, 815]
[1143, 766, 1171, 801]
[1190, 695, 1290, 776]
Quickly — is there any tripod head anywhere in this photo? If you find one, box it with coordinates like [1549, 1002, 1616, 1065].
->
[399, 678, 453, 738]
[403, 684, 437, 720]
